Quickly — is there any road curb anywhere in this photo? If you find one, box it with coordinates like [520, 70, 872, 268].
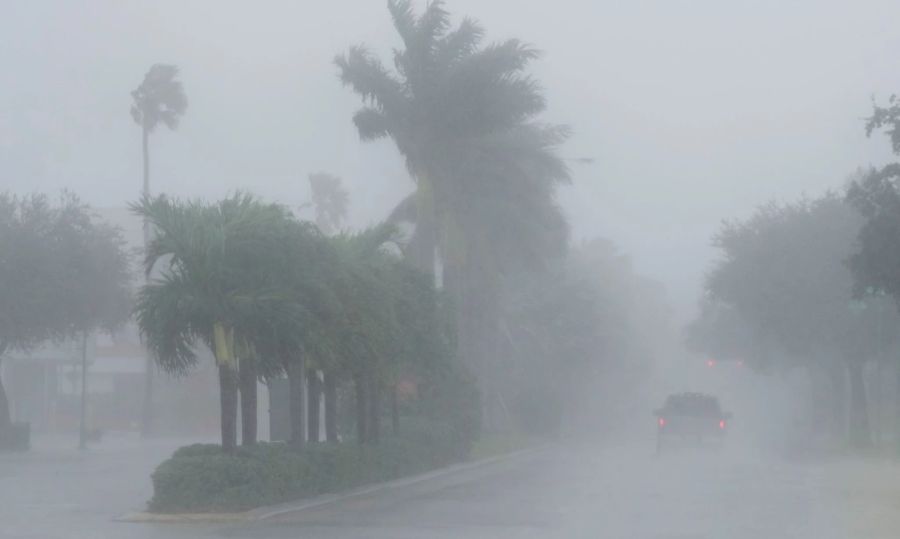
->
[115, 444, 547, 524]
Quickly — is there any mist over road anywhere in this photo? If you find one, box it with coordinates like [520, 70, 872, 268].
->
[6, 433, 896, 539]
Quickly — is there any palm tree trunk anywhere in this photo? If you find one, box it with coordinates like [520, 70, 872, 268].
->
[307, 370, 321, 443]
[288, 360, 306, 447]
[218, 363, 238, 454]
[239, 359, 257, 446]
[391, 383, 400, 435]
[368, 374, 381, 444]
[140, 125, 154, 438]
[324, 372, 338, 442]
[354, 373, 367, 444]
[848, 361, 872, 449]
[412, 179, 437, 278]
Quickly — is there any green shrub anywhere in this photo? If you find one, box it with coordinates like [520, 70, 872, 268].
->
[149, 420, 470, 513]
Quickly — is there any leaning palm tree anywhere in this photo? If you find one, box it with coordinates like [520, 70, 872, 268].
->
[132, 194, 297, 452]
[131, 64, 188, 202]
[130, 63, 187, 436]
[336, 1, 570, 424]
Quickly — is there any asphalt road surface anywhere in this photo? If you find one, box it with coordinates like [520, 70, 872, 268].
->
[4, 434, 900, 538]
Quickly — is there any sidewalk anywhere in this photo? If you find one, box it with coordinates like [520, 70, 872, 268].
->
[0, 432, 209, 539]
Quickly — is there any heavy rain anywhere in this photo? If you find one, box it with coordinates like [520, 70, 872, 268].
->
[2, 1, 900, 538]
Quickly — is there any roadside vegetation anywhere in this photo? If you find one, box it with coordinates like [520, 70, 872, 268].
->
[688, 96, 900, 454]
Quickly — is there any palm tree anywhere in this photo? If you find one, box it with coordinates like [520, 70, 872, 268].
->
[132, 194, 298, 452]
[336, 0, 570, 424]
[130, 63, 187, 436]
[323, 224, 403, 444]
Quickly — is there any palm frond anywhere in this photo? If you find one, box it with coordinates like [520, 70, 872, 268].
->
[388, 0, 418, 48]
[435, 17, 484, 68]
[335, 46, 407, 116]
[352, 107, 392, 140]
[135, 270, 205, 376]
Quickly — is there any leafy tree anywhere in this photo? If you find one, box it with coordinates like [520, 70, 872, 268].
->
[844, 96, 900, 448]
[336, 1, 569, 423]
[131, 63, 188, 435]
[706, 194, 879, 447]
[865, 94, 900, 154]
[0, 193, 131, 436]
[846, 92, 900, 303]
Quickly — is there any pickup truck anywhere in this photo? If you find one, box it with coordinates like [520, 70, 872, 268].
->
[654, 392, 731, 453]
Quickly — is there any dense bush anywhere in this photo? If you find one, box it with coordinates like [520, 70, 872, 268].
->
[149, 420, 471, 513]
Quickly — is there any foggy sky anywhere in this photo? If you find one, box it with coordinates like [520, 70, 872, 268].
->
[2, 0, 899, 321]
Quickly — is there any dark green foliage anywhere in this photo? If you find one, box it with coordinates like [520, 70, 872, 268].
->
[846, 164, 900, 303]
[148, 420, 470, 513]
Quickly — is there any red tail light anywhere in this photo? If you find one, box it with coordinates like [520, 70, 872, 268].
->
[719, 420, 726, 429]
[658, 417, 666, 427]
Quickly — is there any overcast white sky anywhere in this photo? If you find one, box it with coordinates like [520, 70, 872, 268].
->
[2, 0, 899, 321]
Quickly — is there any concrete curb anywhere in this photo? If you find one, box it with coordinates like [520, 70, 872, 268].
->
[115, 444, 547, 524]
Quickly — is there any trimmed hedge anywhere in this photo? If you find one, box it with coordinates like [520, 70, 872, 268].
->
[149, 419, 472, 513]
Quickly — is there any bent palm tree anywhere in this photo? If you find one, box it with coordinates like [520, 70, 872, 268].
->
[131, 63, 187, 436]
[336, 1, 570, 423]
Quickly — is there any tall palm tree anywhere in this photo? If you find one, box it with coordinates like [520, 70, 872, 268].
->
[336, 1, 570, 423]
[131, 64, 187, 436]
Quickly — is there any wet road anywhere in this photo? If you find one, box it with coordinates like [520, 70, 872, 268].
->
[234, 441, 900, 539]
[3, 434, 900, 538]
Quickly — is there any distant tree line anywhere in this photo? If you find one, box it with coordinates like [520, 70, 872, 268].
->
[689, 96, 900, 451]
